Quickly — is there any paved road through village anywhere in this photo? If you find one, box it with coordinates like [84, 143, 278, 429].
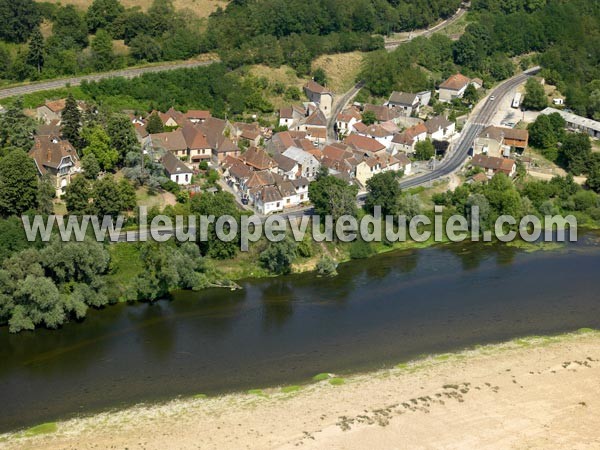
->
[397, 67, 541, 190]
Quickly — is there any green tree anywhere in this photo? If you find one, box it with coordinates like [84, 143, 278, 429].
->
[463, 83, 479, 105]
[107, 113, 139, 161]
[522, 78, 547, 111]
[190, 191, 240, 259]
[82, 126, 119, 171]
[146, 112, 164, 134]
[414, 139, 435, 160]
[316, 256, 337, 276]
[528, 113, 563, 149]
[364, 170, 402, 215]
[0, 0, 40, 43]
[86, 0, 124, 34]
[308, 170, 358, 220]
[90, 29, 115, 71]
[91, 175, 129, 217]
[129, 34, 162, 62]
[312, 68, 327, 86]
[53, 5, 89, 48]
[117, 178, 137, 212]
[64, 176, 91, 214]
[0, 98, 36, 151]
[81, 153, 101, 179]
[61, 94, 82, 149]
[0, 149, 39, 217]
[259, 237, 298, 274]
[11, 275, 64, 332]
[361, 110, 377, 125]
[26, 27, 44, 73]
[560, 132, 591, 175]
[37, 176, 55, 214]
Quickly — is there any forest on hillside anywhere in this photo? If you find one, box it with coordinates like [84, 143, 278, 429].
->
[0, 0, 459, 80]
[360, 0, 600, 119]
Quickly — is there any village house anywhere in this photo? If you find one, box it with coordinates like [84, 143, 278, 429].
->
[390, 123, 428, 155]
[222, 156, 253, 193]
[160, 152, 193, 185]
[304, 80, 334, 118]
[473, 126, 529, 158]
[438, 73, 475, 103]
[425, 116, 456, 141]
[145, 129, 189, 161]
[344, 134, 387, 154]
[158, 107, 186, 128]
[29, 135, 81, 197]
[282, 146, 321, 179]
[386, 91, 431, 116]
[362, 104, 402, 124]
[278, 105, 307, 129]
[241, 146, 277, 172]
[36, 99, 84, 124]
[146, 120, 217, 169]
[540, 107, 600, 139]
[232, 122, 263, 147]
[184, 110, 211, 124]
[297, 108, 328, 144]
[365, 121, 400, 148]
[181, 124, 212, 168]
[272, 153, 300, 180]
[471, 154, 517, 178]
[336, 106, 362, 135]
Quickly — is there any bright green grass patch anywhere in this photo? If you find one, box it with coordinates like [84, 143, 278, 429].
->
[328, 377, 345, 386]
[281, 385, 302, 393]
[312, 373, 330, 381]
[395, 362, 409, 369]
[193, 393, 207, 399]
[577, 328, 596, 334]
[106, 243, 144, 299]
[247, 389, 266, 396]
[23, 422, 57, 436]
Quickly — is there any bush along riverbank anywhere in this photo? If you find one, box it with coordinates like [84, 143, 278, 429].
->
[2, 169, 598, 333]
[0, 212, 577, 334]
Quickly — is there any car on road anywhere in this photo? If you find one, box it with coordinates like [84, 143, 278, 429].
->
[489, 95, 496, 101]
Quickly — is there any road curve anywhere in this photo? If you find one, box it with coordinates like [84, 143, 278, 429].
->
[0, 60, 217, 100]
[398, 67, 541, 190]
[327, 81, 365, 141]
[384, 8, 466, 51]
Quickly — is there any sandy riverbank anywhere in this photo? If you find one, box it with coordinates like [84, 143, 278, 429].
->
[3, 330, 600, 449]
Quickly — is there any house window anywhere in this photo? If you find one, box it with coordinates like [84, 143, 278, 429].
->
[277, 202, 281, 207]
[300, 194, 304, 200]
[286, 198, 290, 204]
[185, 174, 189, 182]
[176, 175, 179, 183]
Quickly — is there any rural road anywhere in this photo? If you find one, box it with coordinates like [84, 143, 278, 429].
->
[327, 81, 365, 141]
[384, 7, 467, 50]
[0, 60, 216, 100]
[397, 66, 541, 190]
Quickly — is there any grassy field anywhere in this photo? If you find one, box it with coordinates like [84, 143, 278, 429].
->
[36, 0, 228, 16]
[311, 52, 365, 93]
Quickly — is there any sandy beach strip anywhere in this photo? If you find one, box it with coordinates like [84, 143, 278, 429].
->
[3, 329, 600, 450]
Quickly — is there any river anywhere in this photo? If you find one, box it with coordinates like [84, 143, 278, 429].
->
[1, 235, 600, 432]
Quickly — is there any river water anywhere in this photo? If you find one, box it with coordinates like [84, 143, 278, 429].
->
[1, 235, 600, 432]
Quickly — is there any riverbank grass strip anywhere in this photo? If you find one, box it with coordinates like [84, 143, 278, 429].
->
[248, 389, 267, 397]
[23, 422, 57, 437]
[329, 378, 345, 386]
[281, 385, 302, 393]
[312, 373, 331, 381]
